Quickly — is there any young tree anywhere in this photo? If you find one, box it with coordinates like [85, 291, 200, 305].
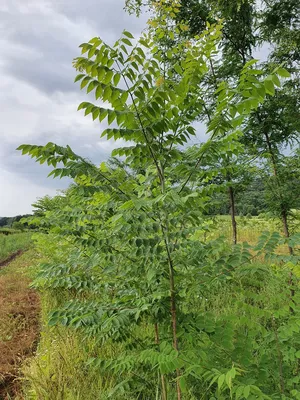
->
[18, 9, 289, 399]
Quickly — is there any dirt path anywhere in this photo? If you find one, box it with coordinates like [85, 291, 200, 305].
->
[0, 250, 40, 399]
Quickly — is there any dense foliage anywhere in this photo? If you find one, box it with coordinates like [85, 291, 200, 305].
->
[0, 214, 33, 230]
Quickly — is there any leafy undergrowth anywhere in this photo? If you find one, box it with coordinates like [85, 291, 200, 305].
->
[0, 233, 33, 263]
[21, 230, 300, 400]
[0, 249, 40, 400]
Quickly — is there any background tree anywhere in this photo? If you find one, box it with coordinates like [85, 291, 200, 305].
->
[125, 0, 300, 248]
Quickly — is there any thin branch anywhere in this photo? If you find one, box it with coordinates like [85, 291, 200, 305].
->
[115, 60, 164, 184]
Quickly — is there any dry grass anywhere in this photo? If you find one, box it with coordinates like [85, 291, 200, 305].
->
[212, 215, 299, 253]
[0, 250, 40, 399]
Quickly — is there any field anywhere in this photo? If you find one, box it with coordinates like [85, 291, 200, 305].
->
[0, 232, 33, 263]
[0, 217, 299, 399]
[20, 216, 300, 399]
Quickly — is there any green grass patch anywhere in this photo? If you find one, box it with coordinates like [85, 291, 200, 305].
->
[0, 232, 33, 262]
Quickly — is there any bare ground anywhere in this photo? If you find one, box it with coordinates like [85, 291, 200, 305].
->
[0, 251, 40, 399]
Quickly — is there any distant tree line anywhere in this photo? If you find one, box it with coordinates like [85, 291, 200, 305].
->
[0, 214, 34, 230]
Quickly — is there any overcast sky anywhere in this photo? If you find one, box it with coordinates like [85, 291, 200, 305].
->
[0, 0, 149, 216]
[0, 0, 269, 217]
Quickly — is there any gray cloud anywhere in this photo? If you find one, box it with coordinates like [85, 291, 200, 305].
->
[54, 0, 147, 36]
[0, 0, 148, 215]
[1, 0, 147, 95]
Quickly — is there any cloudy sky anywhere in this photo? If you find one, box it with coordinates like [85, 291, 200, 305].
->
[0, 0, 269, 217]
[0, 0, 151, 216]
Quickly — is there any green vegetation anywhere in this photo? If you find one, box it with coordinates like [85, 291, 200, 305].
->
[0, 232, 32, 263]
[0, 227, 22, 234]
[15, 1, 300, 399]
[22, 222, 300, 399]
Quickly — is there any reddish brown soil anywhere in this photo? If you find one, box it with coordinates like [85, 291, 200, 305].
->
[0, 253, 40, 399]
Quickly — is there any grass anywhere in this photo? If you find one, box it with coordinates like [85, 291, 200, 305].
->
[0, 232, 33, 262]
[22, 319, 118, 400]
[15, 216, 300, 398]
[21, 262, 298, 399]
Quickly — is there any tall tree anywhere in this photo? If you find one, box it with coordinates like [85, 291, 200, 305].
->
[126, 0, 300, 249]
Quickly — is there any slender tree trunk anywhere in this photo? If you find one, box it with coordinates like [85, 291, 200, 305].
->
[263, 130, 294, 255]
[155, 323, 167, 400]
[163, 233, 181, 400]
[273, 318, 285, 394]
[281, 209, 295, 311]
[281, 210, 293, 256]
[263, 129, 295, 312]
[168, 259, 181, 400]
[228, 185, 237, 245]
[160, 165, 181, 400]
